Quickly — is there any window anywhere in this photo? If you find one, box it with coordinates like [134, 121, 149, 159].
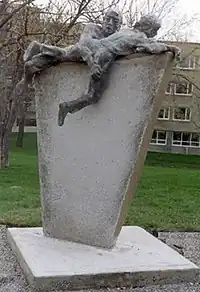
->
[177, 56, 199, 70]
[158, 108, 170, 120]
[16, 118, 37, 127]
[25, 118, 37, 127]
[175, 81, 192, 95]
[191, 133, 200, 147]
[172, 107, 191, 121]
[165, 79, 193, 96]
[172, 132, 200, 147]
[151, 130, 167, 145]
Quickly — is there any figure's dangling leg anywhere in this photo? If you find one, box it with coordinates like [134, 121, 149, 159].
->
[58, 102, 69, 127]
[58, 55, 115, 127]
[58, 95, 91, 126]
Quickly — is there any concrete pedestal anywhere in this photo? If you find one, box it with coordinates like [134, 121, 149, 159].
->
[7, 226, 199, 291]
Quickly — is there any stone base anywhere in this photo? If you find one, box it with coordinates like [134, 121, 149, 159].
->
[7, 226, 199, 291]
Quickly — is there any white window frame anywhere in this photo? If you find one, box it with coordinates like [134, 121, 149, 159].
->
[174, 82, 193, 96]
[150, 130, 167, 145]
[172, 107, 191, 122]
[177, 56, 198, 70]
[165, 81, 193, 96]
[165, 82, 173, 95]
[158, 108, 170, 120]
[172, 132, 200, 148]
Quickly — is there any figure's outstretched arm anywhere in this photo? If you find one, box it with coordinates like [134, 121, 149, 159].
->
[136, 41, 181, 57]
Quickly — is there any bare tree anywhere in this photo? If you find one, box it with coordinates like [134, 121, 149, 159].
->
[0, 0, 122, 167]
[0, 0, 39, 167]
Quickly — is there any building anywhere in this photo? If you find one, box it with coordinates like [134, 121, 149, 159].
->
[13, 41, 200, 155]
[149, 41, 200, 155]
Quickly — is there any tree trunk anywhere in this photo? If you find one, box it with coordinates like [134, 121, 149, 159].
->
[16, 115, 25, 148]
[0, 130, 9, 168]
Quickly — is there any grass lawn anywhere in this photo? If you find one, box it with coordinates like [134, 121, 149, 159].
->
[1, 132, 200, 231]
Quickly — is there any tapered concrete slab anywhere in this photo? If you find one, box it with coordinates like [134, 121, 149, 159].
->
[7, 226, 199, 291]
[34, 53, 174, 248]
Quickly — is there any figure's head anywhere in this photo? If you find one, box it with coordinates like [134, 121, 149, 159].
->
[102, 9, 122, 37]
[134, 14, 161, 38]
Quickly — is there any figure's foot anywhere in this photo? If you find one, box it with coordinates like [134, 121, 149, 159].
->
[58, 102, 70, 126]
[24, 60, 41, 75]
[23, 41, 41, 62]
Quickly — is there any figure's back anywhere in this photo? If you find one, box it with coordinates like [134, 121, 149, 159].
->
[100, 28, 147, 55]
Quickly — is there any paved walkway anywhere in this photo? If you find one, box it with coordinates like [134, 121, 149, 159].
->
[0, 225, 200, 292]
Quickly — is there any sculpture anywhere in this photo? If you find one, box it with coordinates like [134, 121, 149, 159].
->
[15, 9, 122, 95]
[57, 14, 181, 126]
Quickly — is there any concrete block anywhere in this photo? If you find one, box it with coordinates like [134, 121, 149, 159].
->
[34, 53, 174, 248]
[7, 226, 199, 291]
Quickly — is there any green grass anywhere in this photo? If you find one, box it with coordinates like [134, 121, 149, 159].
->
[1, 132, 200, 230]
[0, 133, 40, 226]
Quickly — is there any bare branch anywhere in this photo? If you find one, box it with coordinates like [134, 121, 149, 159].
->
[0, 0, 35, 29]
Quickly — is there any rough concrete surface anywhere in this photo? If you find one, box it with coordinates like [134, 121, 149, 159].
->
[7, 226, 199, 291]
[34, 54, 173, 248]
[1, 225, 200, 292]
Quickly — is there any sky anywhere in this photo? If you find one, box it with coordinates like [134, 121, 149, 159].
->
[174, 0, 200, 41]
[157, 0, 200, 41]
[180, 0, 200, 16]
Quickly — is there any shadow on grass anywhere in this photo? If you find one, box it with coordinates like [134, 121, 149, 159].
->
[146, 151, 200, 170]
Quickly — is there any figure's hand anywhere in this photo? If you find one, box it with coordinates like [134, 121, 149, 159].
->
[91, 63, 103, 80]
[167, 45, 181, 58]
